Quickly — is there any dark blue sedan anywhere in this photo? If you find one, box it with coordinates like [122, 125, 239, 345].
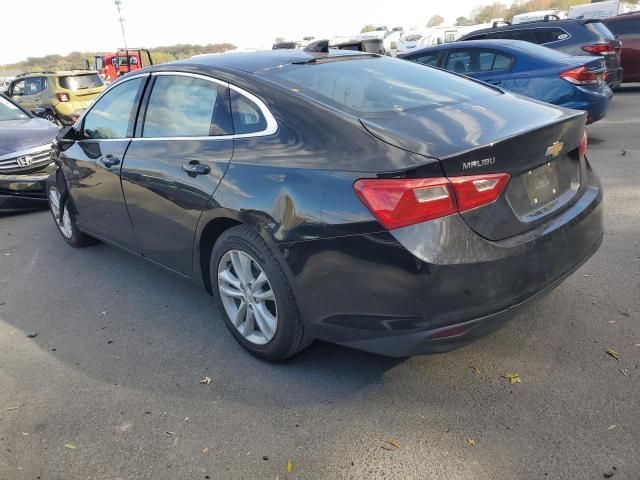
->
[400, 39, 612, 124]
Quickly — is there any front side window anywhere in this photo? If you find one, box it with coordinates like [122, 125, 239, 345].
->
[143, 75, 233, 138]
[230, 89, 267, 134]
[25, 77, 46, 95]
[11, 80, 25, 96]
[261, 56, 498, 115]
[83, 78, 143, 140]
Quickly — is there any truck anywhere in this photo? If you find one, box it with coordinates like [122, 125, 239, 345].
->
[568, 0, 639, 20]
[89, 48, 153, 83]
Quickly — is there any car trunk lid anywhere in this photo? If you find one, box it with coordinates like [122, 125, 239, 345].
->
[360, 92, 587, 240]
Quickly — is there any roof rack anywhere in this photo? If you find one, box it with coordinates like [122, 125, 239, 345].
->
[16, 70, 56, 77]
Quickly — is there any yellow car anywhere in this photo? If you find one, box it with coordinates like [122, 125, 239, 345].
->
[7, 71, 105, 126]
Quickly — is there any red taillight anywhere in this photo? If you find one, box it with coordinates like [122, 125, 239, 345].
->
[579, 129, 588, 159]
[449, 173, 511, 212]
[353, 173, 510, 230]
[56, 93, 70, 102]
[581, 44, 615, 55]
[560, 66, 599, 85]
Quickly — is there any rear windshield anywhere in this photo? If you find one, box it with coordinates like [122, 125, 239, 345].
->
[585, 21, 616, 40]
[59, 74, 104, 90]
[260, 56, 498, 115]
[510, 41, 571, 61]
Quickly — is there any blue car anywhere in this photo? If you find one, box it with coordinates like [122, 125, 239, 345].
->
[400, 39, 612, 124]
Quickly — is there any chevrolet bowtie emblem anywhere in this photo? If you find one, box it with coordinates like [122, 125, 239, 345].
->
[545, 141, 563, 158]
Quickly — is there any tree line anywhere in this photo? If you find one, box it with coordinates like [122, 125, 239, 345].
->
[1, 43, 236, 74]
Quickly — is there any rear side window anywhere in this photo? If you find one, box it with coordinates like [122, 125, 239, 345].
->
[486, 29, 535, 42]
[585, 22, 616, 40]
[605, 19, 640, 36]
[410, 52, 441, 66]
[143, 75, 233, 138]
[25, 77, 46, 95]
[59, 74, 104, 90]
[230, 90, 267, 134]
[83, 78, 142, 140]
[533, 28, 570, 44]
[445, 50, 513, 74]
[261, 56, 499, 115]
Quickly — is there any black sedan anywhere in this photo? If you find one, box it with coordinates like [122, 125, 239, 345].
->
[0, 93, 59, 212]
[49, 50, 603, 361]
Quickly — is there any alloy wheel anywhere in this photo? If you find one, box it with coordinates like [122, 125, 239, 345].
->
[217, 249, 278, 345]
[48, 186, 73, 239]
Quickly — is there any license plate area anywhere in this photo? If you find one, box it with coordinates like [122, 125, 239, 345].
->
[506, 154, 581, 222]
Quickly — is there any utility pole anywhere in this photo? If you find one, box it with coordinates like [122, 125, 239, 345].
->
[114, 0, 128, 49]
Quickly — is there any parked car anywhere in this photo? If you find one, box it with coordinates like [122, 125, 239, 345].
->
[49, 50, 602, 361]
[0, 93, 59, 212]
[603, 13, 640, 83]
[459, 17, 624, 88]
[7, 71, 105, 126]
[400, 39, 612, 124]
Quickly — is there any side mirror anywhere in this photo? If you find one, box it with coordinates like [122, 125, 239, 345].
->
[31, 107, 48, 119]
[56, 126, 80, 148]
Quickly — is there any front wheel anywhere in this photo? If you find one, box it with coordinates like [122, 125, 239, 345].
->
[211, 225, 311, 361]
[47, 178, 96, 247]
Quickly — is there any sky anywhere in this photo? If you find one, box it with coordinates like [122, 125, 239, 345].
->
[0, 0, 498, 65]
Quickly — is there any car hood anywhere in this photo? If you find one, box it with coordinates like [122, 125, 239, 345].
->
[360, 92, 582, 160]
[0, 118, 59, 157]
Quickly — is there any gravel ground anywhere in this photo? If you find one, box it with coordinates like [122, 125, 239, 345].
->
[0, 85, 639, 480]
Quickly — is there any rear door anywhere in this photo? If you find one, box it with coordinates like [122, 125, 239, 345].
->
[121, 72, 234, 275]
[62, 75, 147, 250]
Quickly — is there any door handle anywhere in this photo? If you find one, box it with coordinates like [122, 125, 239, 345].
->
[100, 154, 120, 168]
[181, 162, 210, 175]
[487, 79, 502, 85]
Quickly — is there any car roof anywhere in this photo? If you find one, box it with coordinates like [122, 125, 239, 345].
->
[17, 70, 97, 78]
[461, 17, 590, 37]
[172, 49, 373, 74]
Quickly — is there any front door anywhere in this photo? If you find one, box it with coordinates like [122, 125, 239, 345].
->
[121, 73, 235, 275]
[61, 76, 147, 250]
[21, 77, 47, 111]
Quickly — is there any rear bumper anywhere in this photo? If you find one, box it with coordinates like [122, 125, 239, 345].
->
[606, 66, 624, 87]
[561, 86, 612, 124]
[281, 163, 603, 357]
[0, 164, 53, 212]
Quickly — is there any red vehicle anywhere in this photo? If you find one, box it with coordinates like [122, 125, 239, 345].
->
[604, 13, 640, 84]
[91, 48, 153, 83]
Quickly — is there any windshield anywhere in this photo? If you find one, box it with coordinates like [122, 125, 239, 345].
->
[59, 74, 104, 90]
[260, 56, 498, 115]
[0, 96, 28, 121]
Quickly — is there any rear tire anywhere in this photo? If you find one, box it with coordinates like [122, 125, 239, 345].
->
[46, 177, 96, 248]
[210, 225, 311, 361]
[45, 110, 60, 126]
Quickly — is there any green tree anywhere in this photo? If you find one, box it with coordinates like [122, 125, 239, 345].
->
[427, 15, 445, 27]
[360, 24, 376, 33]
[455, 16, 474, 26]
